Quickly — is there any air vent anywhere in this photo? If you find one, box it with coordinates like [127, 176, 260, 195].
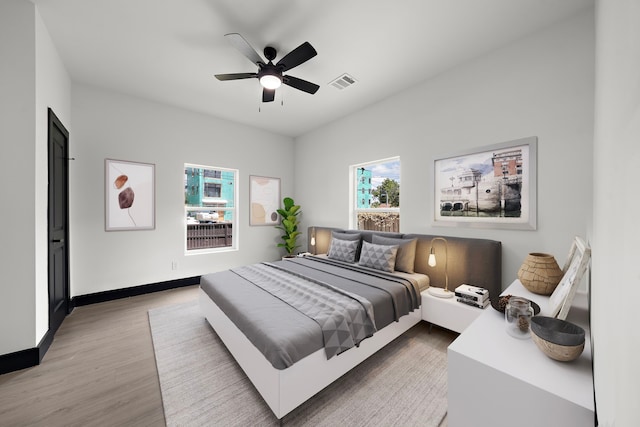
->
[329, 73, 357, 90]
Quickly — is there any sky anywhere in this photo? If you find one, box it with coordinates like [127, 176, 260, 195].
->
[369, 160, 400, 188]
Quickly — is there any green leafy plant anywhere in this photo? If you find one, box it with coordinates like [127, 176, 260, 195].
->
[276, 197, 301, 256]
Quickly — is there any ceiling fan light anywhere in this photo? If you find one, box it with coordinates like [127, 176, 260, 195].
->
[260, 74, 282, 89]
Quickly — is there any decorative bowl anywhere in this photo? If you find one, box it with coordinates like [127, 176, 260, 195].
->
[517, 253, 564, 295]
[530, 316, 585, 362]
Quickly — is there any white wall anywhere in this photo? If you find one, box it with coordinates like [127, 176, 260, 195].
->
[295, 10, 595, 290]
[0, 0, 37, 355]
[69, 84, 294, 296]
[34, 7, 72, 345]
[592, 1, 640, 425]
[0, 1, 72, 354]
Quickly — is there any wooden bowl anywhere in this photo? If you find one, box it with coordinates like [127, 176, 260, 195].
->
[530, 316, 585, 362]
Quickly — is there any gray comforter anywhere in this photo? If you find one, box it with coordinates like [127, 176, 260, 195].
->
[232, 262, 377, 360]
[200, 255, 422, 370]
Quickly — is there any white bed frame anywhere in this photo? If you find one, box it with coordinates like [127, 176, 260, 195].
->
[198, 287, 421, 420]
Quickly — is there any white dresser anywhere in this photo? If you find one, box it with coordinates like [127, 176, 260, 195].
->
[447, 280, 595, 427]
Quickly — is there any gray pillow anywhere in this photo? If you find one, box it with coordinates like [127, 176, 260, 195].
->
[372, 236, 417, 273]
[327, 238, 359, 263]
[358, 241, 399, 272]
[331, 231, 361, 241]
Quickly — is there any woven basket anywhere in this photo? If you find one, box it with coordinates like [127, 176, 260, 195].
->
[517, 252, 563, 295]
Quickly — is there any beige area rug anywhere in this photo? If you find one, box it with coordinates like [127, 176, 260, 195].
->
[149, 301, 448, 427]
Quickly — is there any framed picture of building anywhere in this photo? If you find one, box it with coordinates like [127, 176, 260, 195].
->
[249, 175, 281, 226]
[105, 159, 155, 231]
[432, 136, 537, 230]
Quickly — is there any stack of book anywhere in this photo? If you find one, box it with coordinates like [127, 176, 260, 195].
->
[454, 284, 490, 309]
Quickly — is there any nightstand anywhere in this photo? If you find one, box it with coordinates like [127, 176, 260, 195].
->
[421, 289, 487, 333]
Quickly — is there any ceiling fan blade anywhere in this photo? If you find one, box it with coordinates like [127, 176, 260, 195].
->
[224, 33, 264, 65]
[276, 42, 317, 72]
[283, 75, 320, 94]
[215, 72, 257, 81]
[262, 88, 275, 102]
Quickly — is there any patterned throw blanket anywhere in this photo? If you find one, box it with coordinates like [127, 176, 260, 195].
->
[231, 262, 377, 360]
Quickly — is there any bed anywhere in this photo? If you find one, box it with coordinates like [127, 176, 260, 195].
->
[199, 227, 502, 420]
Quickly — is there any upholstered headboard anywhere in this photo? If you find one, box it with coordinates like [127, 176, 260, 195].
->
[307, 226, 502, 305]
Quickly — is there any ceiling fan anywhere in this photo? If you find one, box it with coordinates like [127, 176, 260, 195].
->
[215, 33, 320, 103]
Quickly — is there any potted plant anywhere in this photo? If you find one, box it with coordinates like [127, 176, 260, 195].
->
[276, 197, 301, 257]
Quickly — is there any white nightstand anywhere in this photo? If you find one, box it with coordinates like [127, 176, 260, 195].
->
[421, 289, 487, 333]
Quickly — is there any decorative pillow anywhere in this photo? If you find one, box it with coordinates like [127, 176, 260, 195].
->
[327, 238, 360, 263]
[331, 231, 361, 241]
[358, 241, 399, 272]
[372, 236, 417, 273]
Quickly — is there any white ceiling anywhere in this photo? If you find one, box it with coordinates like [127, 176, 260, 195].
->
[34, 0, 593, 138]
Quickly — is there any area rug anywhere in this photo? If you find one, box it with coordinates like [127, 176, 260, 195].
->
[149, 300, 448, 427]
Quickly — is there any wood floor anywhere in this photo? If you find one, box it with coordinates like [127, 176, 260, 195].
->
[0, 285, 199, 427]
[0, 285, 457, 426]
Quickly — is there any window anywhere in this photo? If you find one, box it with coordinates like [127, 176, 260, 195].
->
[185, 164, 237, 253]
[204, 182, 221, 198]
[351, 157, 400, 232]
[204, 169, 221, 179]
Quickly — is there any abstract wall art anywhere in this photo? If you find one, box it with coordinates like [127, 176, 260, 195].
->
[105, 159, 155, 231]
[249, 175, 280, 226]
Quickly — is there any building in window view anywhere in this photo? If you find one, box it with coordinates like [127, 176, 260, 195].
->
[356, 167, 372, 208]
[185, 165, 237, 251]
[352, 159, 400, 232]
[185, 167, 235, 222]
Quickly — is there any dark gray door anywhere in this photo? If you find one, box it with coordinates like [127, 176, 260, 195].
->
[48, 108, 70, 333]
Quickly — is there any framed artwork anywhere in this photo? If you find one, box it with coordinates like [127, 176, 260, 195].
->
[105, 159, 155, 231]
[249, 175, 280, 226]
[432, 136, 537, 230]
[549, 236, 591, 320]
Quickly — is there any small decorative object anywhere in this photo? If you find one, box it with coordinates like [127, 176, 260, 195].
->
[530, 316, 585, 362]
[549, 236, 591, 320]
[276, 197, 301, 257]
[497, 294, 512, 312]
[427, 237, 453, 298]
[504, 297, 534, 339]
[492, 294, 541, 315]
[517, 252, 563, 295]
